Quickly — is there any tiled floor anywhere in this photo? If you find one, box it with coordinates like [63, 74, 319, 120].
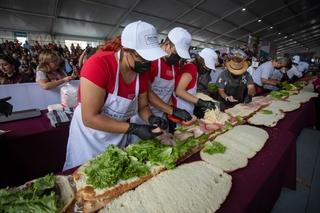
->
[272, 128, 320, 213]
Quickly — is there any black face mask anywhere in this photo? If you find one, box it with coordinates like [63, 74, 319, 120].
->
[166, 53, 181, 65]
[131, 60, 151, 74]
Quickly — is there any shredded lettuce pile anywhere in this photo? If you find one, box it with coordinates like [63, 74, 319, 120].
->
[126, 139, 180, 169]
[293, 81, 306, 89]
[280, 81, 305, 91]
[0, 174, 59, 213]
[126, 135, 208, 169]
[279, 82, 298, 91]
[85, 145, 150, 189]
[203, 141, 226, 155]
[270, 90, 290, 99]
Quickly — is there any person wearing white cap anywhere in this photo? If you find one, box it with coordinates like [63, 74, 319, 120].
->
[174, 48, 218, 118]
[293, 55, 309, 74]
[197, 48, 219, 95]
[63, 21, 167, 170]
[131, 27, 193, 130]
[286, 59, 302, 81]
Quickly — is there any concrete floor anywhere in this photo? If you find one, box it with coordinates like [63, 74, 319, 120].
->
[272, 128, 320, 213]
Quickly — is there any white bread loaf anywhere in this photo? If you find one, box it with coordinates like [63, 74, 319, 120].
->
[287, 91, 318, 103]
[264, 100, 300, 112]
[201, 125, 269, 172]
[248, 109, 285, 127]
[99, 161, 232, 213]
[201, 145, 248, 172]
[229, 125, 269, 151]
[301, 83, 314, 92]
[214, 134, 257, 158]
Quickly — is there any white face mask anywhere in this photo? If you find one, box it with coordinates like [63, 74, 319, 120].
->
[252, 61, 259, 68]
[280, 67, 287, 73]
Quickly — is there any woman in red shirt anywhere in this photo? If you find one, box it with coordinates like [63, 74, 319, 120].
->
[174, 48, 218, 117]
[64, 21, 167, 170]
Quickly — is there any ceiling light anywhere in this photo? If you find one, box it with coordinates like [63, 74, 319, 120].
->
[278, 32, 281, 35]
[270, 26, 273, 29]
[284, 36, 287, 38]
[242, 8, 246, 11]
[258, 19, 262, 22]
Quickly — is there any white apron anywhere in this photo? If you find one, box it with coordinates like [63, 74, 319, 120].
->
[129, 59, 174, 144]
[174, 73, 198, 115]
[131, 59, 175, 124]
[63, 51, 139, 170]
[150, 59, 175, 117]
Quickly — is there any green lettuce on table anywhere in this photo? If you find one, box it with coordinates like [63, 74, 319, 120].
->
[280, 81, 305, 91]
[126, 139, 180, 169]
[269, 90, 290, 99]
[203, 141, 226, 155]
[208, 83, 219, 93]
[126, 135, 208, 169]
[85, 145, 150, 189]
[0, 174, 59, 213]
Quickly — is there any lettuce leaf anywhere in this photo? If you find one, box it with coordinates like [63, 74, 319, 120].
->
[203, 141, 226, 155]
[126, 140, 179, 169]
[85, 145, 150, 189]
[293, 81, 305, 89]
[0, 174, 59, 213]
[174, 136, 199, 158]
[208, 83, 219, 93]
[270, 90, 289, 99]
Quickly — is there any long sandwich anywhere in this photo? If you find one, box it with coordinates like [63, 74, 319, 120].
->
[0, 174, 74, 213]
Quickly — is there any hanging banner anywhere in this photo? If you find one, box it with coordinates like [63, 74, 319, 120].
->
[14, 32, 27, 37]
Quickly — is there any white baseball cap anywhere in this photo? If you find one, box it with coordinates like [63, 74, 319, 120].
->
[168, 27, 192, 59]
[199, 48, 218, 70]
[121, 21, 167, 61]
[292, 55, 300, 64]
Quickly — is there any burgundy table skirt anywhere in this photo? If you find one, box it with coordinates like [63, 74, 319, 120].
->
[0, 110, 69, 187]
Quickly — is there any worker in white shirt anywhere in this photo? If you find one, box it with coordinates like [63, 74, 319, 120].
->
[247, 57, 263, 94]
[293, 55, 309, 74]
[251, 57, 289, 92]
[286, 60, 302, 81]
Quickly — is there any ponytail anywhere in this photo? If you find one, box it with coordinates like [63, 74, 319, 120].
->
[99, 36, 122, 52]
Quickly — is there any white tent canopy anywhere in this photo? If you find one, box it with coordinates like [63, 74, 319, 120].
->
[0, 0, 319, 53]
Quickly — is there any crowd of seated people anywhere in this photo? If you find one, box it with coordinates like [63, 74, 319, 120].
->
[0, 39, 96, 88]
[0, 39, 317, 94]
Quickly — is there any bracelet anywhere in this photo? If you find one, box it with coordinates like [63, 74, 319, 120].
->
[225, 96, 229, 101]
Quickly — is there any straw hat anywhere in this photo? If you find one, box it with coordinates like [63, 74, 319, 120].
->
[226, 56, 249, 75]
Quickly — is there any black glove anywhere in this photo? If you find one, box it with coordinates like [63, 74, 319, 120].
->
[148, 115, 168, 130]
[243, 95, 252, 104]
[126, 123, 162, 140]
[196, 99, 216, 110]
[172, 107, 192, 121]
[0, 97, 13, 117]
